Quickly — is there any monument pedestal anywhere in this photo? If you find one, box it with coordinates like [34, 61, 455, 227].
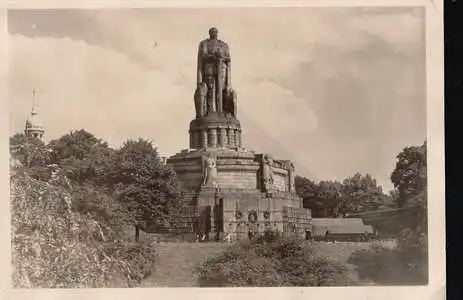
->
[189, 114, 242, 149]
[166, 148, 311, 241]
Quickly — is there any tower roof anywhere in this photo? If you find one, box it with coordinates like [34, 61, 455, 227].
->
[25, 111, 44, 132]
[24, 89, 45, 138]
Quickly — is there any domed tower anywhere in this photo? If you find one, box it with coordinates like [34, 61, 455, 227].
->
[24, 89, 45, 141]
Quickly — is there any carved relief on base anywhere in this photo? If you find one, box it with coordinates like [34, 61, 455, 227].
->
[260, 154, 274, 195]
[202, 154, 219, 190]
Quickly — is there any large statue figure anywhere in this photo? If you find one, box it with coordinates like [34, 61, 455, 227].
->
[202, 155, 219, 188]
[195, 27, 237, 118]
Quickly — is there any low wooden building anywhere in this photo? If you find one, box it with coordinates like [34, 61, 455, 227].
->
[310, 218, 372, 241]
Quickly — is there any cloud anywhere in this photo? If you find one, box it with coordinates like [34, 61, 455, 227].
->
[8, 7, 426, 191]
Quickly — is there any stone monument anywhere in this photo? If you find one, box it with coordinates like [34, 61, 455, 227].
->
[166, 28, 311, 241]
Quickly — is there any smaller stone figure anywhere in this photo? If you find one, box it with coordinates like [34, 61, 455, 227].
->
[223, 86, 237, 117]
[288, 162, 295, 193]
[194, 82, 208, 118]
[261, 154, 274, 194]
[224, 232, 232, 243]
[202, 155, 218, 188]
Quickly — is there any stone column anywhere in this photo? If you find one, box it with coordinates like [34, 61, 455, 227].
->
[208, 128, 218, 147]
[228, 128, 235, 147]
[219, 127, 227, 147]
[200, 130, 208, 149]
[235, 130, 241, 148]
[193, 130, 199, 149]
[189, 131, 194, 149]
[190, 130, 199, 149]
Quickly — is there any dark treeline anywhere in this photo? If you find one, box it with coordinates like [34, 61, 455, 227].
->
[295, 141, 427, 218]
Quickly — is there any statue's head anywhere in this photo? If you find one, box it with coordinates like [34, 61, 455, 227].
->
[209, 27, 218, 39]
[206, 156, 216, 168]
[264, 154, 272, 163]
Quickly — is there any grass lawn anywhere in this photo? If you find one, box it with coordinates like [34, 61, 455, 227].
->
[140, 240, 397, 287]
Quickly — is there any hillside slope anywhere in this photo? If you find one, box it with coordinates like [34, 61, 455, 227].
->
[141, 242, 228, 287]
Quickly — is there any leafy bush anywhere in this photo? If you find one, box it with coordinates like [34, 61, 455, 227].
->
[196, 231, 350, 287]
[10, 169, 156, 288]
[347, 189, 428, 285]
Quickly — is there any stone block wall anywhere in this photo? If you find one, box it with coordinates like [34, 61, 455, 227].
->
[166, 148, 309, 241]
[216, 171, 257, 189]
[167, 149, 297, 193]
[217, 189, 306, 241]
[272, 170, 288, 191]
[282, 206, 312, 238]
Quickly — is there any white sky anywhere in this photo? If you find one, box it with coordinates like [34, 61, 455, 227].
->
[7, 7, 426, 191]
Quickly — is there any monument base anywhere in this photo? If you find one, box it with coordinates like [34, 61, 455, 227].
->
[166, 148, 312, 241]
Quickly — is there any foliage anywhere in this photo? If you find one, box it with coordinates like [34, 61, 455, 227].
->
[341, 173, 393, 214]
[107, 139, 182, 237]
[9, 129, 184, 287]
[10, 133, 52, 180]
[390, 141, 427, 208]
[296, 174, 394, 217]
[347, 141, 428, 285]
[295, 176, 344, 217]
[47, 129, 115, 185]
[10, 169, 156, 288]
[295, 176, 328, 217]
[392, 142, 428, 279]
[347, 242, 427, 285]
[196, 231, 350, 287]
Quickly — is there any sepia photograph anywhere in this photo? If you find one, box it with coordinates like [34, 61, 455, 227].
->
[4, 0, 444, 296]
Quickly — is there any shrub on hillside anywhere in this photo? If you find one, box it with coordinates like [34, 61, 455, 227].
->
[196, 231, 350, 287]
[347, 191, 428, 285]
[10, 169, 156, 288]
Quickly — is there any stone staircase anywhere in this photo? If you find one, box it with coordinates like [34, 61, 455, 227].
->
[141, 242, 228, 287]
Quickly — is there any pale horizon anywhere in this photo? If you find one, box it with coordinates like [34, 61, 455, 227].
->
[7, 7, 427, 192]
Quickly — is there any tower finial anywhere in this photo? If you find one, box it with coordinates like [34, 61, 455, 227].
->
[31, 88, 37, 115]
[25, 88, 45, 141]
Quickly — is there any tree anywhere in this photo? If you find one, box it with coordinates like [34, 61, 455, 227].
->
[392, 141, 428, 281]
[317, 180, 344, 217]
[388, 189, 400, 204]
[341, 173, 392, 214]
[9, 133, 51, 180]
[390, 141, 427, 208]
[295, 176, 344, 217]
[107, 139, 181, 242]
[47, 130, 115, 185]
[296, 176, 322, 216]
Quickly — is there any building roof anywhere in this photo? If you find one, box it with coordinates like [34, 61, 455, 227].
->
[311, 218, 364, 227]
[364, 225, 374, 234]
[25, 111, 44, 132]
[327, 225, 369, 234]
[310, 218, 372, 236]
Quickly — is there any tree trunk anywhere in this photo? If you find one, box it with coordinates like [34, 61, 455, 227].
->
[135, 226, 140, 242]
